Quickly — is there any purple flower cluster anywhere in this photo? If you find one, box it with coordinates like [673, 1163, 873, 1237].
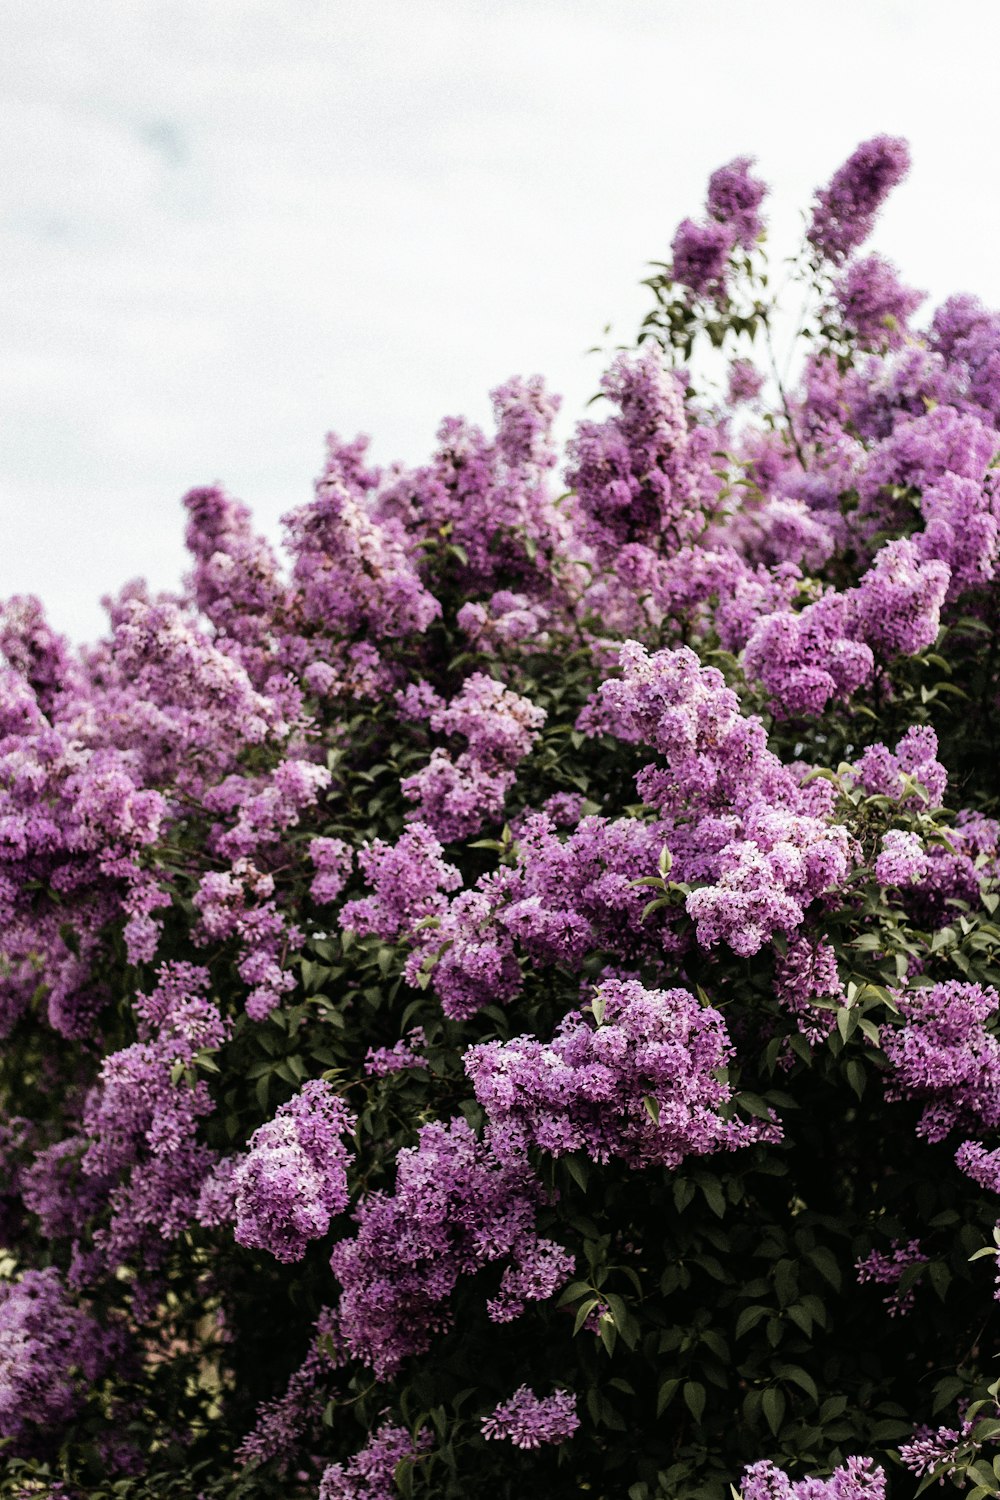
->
[329, 1118, 572, 1377]
[309, 836, 354, 904]
[671, 217, 735, 298]
[233, 1080, 356, 1263]
[743, 594, 874, 719]
[882, 981, 1000, 1141]
[584, 642, 851, 954]
[0, 1268, 121, 1448]
[401, 673, 545, 841]
[741, 1456, 886, 1500]
[899, 1418, 983, 1481]
[193, 859, 302, 1021]
[706, 156, 768, 249]
[236, 1306, 342, 1468]
[319, 1420, 432, 1500]
[742, 536, 951, 719]
[341, 823, 461, 939]
[465, 976, 778, 1168]
[728, 358, 766, 406]
[364, 1026, 428, 1077]
[833, 255, 924, 351]
[285, 434, 441, 642]
[807, 135, 911, 264]
[853, 725, 948, 808]
[480, 1385, 580, 1449]
[855, 1237, 928, 1316]
[566, 349, 714, 554]
[81, 963, 229, 1266]
[774, 936, 842, 1043]
[875, 830, 930, 888]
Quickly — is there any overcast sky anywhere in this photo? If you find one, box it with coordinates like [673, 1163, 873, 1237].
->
[4, 0, 1000, 641]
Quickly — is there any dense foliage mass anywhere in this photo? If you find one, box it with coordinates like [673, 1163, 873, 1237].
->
[3, 139, 1000, 1500]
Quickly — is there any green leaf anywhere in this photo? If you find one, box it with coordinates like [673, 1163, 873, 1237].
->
[928, 1261, 952, 1301]
[564, 1154, 589, 1193]
[808, 1246, 842, 1290]
[762, 1386, 786, 1436]
[836, 1006, 857, 1044]
[966, 1461, 999, 1491]
[700, 1177, 726, 1218]
[844, 1058, 866, 1099]
[657, 1378, 680, 1416]
[773, 1363, 818, 1402]
[684, 1381, 706, 1425]
[673, 1178, 696, 1213]
[395, 1458, 414, 1499]
[735, 1305, 769, 1340]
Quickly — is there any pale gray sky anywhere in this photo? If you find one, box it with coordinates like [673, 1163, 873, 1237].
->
[4, 0, 1000, 641]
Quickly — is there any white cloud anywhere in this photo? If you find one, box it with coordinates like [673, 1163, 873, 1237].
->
[3, 0, 999, 638]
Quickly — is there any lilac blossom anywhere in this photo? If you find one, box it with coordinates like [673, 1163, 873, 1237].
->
[237, 1307, 342, 1469]
[807, 135, 911, 264]
[81, 963, 229, 1267]
[465, 976, 779, 1169]
[882, 981, 1000, 1141]
[875, 830, 930, 887]
[480, 1386, 580, 1449]
[233, 1080, 356, 1262]
[364, 1027, 428, 1077]
[727, 358, 766, 405]
[741, 1457, 886, 1500]
[899, 1419, 983, 1481]
[671, 217, 735, 297]
[775, 935, 842, 1043]
[319, 1420, 432, 1500]
[853, 725, 948, 808]
[566, 349, 713, 553]
[339, 823, 461, 939]
[329, 1117, 573, 1378]
[706, 156, 768, 249]
[852, 538, 950, 659]
[309, 836, 353, 904]
[855, 1237, 928, 1315]
[832, 255, 924, 351]
[0, 1268, 122, 1447]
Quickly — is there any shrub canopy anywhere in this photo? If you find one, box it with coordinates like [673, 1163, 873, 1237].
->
[2, 139, 1000, 1500]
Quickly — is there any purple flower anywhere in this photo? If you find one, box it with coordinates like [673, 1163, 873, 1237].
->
[855, 1237, 928, 1315]
[882, 980, 1000, 1141]
[0, 1269, 122, 1446]
[706, 155, 768, 248]
[807, 135, 911, 264]
[340, 823, 461, 940]
[875, 830, 930, 888]
[309, 836, 353, 905]
[329, 1117, 571, 1378]
[364, 1026, 428, 1077]
[466, 976, 778, 1169]
[233, 1080, 356, 1262]
[566, 349, 706, 553]
[833, 254, 924, 350]
[727, 358, 766, 405]
[775, 936, 842, 1043]
[480, 1386, 579, 1449]
[852, 538, 950, 659]
[671, 217, 735, 297]
[319, 1419, 432, 1500]
[741, 1457, 886, 1500]
[900, 1418, 982, 1481]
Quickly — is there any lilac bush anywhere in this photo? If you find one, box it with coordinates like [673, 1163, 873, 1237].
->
[1, 137, 1000, 1500]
